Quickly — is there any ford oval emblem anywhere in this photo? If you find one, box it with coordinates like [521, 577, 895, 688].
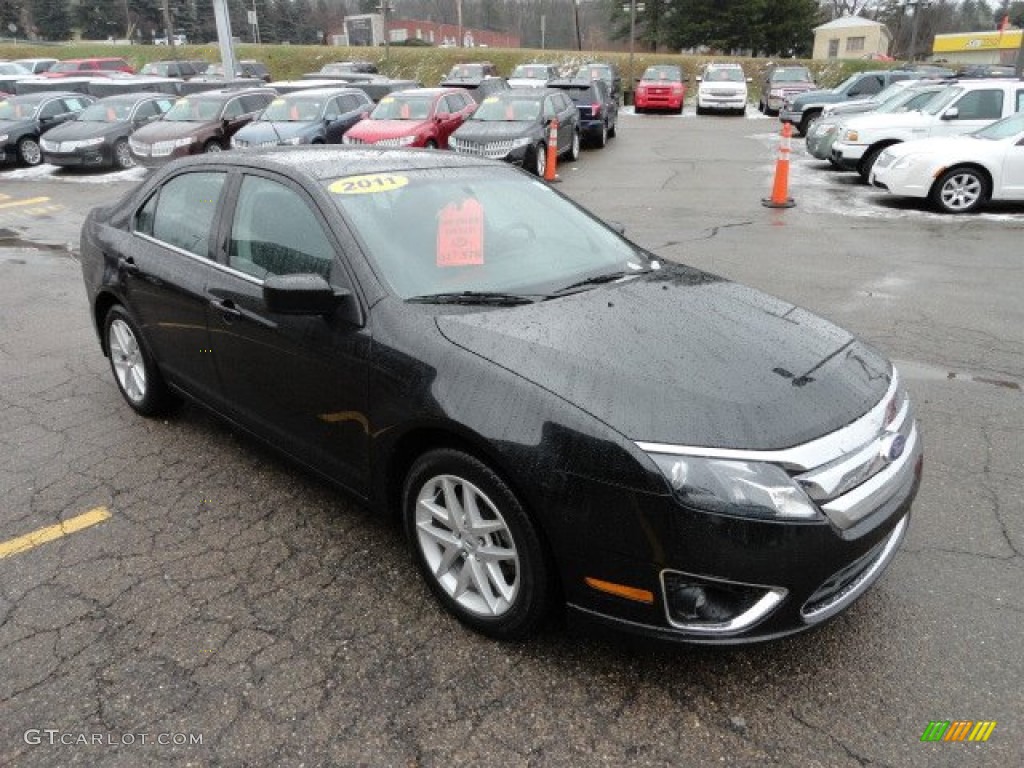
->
[885, 434, 907, 461]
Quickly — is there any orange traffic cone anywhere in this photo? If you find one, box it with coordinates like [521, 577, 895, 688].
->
[762, 122, 796, 209]
[544, 119, 561, 183]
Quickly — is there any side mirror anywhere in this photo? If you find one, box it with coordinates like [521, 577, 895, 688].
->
[941, 107, 959, 120]
[263, 274, 352, 317]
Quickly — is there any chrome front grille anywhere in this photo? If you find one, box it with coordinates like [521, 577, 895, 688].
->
[450, 137, 515, 160]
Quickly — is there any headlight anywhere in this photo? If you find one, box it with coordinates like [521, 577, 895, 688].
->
[231, 137, 245, 147]
[647, 453, 820, 520]
[892, 153, 924, 170]
[173, 136, 197, 148]
[843, 129, 860, 142]
[770, 89, 784, 97]
[342, 135, 357, 145]
[0, 133, 8, 143]
[77, 137, 104, 148]
[396, 135, 416, 146]
[509, 137, 531, 150]
[280, 136, 302, 145]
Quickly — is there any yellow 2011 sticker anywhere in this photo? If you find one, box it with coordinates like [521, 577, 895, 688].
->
[329, 174, 409, 195]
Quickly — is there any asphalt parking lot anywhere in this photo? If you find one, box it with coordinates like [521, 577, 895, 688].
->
[1, 108, 1021, 767]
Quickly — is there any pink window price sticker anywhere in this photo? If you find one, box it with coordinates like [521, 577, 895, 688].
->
[436, 199, 485, 267]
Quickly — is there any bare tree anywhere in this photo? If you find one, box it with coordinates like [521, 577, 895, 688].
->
[823, 0, 877, 18]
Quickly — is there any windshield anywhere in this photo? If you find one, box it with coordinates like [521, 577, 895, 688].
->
[49, 62, 84, 73]
[704, 68, 744, 83]
[470, 96, 540, 122]
[78, 102, 133, 122]
[923, 86, 963, 115]
[448, 65, 484, 79]
[0, 100, 38, 119]
[140, 63, 171, 76]
[641, 67, 681, 83]
[511, 65, 551, 79]
[262, 96, 324, 121]
[371, 95, 433, 120]
[771, 68, 813, 83]
[326, 167, 651, 299]
[973, 112, 1024, 140]
[881, 87, 942, 113]
[163, 98, 222, 122]
[832, 74, 859, 94]
[0, 62, 31, 75]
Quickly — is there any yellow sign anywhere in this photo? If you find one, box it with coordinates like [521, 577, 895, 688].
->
[933, 30, 1022, 52]
[329, 174, 409, 195]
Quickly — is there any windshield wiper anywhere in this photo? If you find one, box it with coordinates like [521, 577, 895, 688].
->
[406, 291, 536, 306]
[548, 270, 642, 297]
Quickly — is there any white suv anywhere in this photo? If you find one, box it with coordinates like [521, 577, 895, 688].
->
[831, 78, 1024, 180]
[695, 63, 749, 116]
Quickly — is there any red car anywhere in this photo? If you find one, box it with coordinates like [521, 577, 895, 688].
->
[342, 88, 476, 149]
[43, 58, 134, 78]
[634, 65, 685, 115]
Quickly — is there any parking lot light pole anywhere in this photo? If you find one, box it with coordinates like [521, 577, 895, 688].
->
[376, 2, 393, 63]
[623, 0, 642, 104]
[905, 0, 931, 62]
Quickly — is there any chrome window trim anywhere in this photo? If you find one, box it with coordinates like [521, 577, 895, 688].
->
[637, 372, 899, 472]
[133, 232, 264, 287]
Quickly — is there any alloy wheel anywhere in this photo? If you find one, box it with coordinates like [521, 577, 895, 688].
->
[937, 170, 984, 213]
[108, 318, 147, 404]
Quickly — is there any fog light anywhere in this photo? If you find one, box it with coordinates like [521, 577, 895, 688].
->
[662, 571, 786, 634]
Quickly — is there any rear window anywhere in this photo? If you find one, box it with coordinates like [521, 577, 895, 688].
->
[771, 69, 813, 83]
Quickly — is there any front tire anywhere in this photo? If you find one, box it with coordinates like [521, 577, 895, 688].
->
[112, 138, 134, 169]
[424, 139, 438, 149]
[17, 136, 42, 166]
[930, 166, 990, 214]
[403, 449, 550, 641]
[531, 142, 547, 177]
[563, 130, 580, 161]
[103, 305, 178, 416]
[203, 140, 223, 153]
[857, 145, 887, 183]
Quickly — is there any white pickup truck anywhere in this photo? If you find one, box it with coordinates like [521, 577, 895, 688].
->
[830, 79, 1024, 180]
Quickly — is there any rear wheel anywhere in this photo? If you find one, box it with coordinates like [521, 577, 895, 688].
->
[103, 305, 178, 416]
[930, 166, 990, 214]
[404, 448, 550, 641]
[17, 136, 42, 166]
[593, 122, 607, 148]
[607, 118, 617, 138]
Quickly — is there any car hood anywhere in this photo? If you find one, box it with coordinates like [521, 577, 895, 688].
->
[348, 119, 426, 140]
[842, 111, 931, 132]
[882, 134, 987, 159]
[792, 89, 843, 107]
[435, 265, 892, 449]
[455, 121, 537, 140]
[43, 120, 124, 141]
[132, 120, 214, 141]
[0, 118, 37, 134]
[235, 121, 316, 142]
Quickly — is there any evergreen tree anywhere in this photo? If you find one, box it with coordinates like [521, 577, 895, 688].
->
[30, 0, 72, 40]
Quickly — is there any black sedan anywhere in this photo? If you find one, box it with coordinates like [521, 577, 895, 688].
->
[0, 91, 94, 166]
[79, 148, 921, 644]
[231, 88, 372, 148]
[448, 88, 580, 176]
[549, 77, 619, 147]
[41, 92, 175, 169]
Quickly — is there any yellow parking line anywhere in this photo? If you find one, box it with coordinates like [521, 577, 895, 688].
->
[0, 507, 111, 560]
[0, 197, 50, 210]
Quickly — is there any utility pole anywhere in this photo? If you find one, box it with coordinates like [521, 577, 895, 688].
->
[376, 2, 392, 62]
[457, 0, 463, 48]
[905, 0, 931, 62]
[211, 0, 239, 80]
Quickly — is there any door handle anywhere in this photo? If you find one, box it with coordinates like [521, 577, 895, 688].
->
[210, 298, 242, 320]
[117, 256, 140, 276]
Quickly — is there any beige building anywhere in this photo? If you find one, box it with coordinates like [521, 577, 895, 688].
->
[812, 16, 893, 61]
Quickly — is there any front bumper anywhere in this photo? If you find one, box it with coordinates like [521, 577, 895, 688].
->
[449, 138, 531, 165]
[698, 93, 746, 111]
[635, 90, 684, 111]
[130, 142, 199, 168]
[869, 162, 933, 200]
[779, 108, 803, 125]
[558, 378, 923, 644]
[43, 146, 114, 167]
[831, 140, 867, 171]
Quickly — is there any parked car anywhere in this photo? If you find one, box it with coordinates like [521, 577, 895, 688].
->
[204, 60, 272, 82]
[0, 61, 33, 77]
[508, 64, 559, 88]
[956, 64, 1018, 79]
[313, 63, 381, 80]
[780, 70, 920, 136]
[445, 62, 499, 80]
[79, 147, 921, 644]
[40, 92, 174, 170]
[438, 74, 509, 104]
[43, 58, 134, 77]
[231, 87, 372, 148]
[449, 87, 581, 175]
[0, 91, 95, 166]
[342, 88, 476, 149]
[548, 77, 618, 147]
[870, 111, 1024, 213]
[758, 65, 816, 115]
[831, 79, 1024, 180]
[695, 62, 749, 116]
[634, 65, 685, 115]
[573, 62, 622, 103]
[806, 81, 947, 162]
[14, 58, 58, 74]
[139, 60, 204, 80]
[129, 87, 275, 166]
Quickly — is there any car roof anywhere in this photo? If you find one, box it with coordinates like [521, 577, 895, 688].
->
[183, 87, 275, 100]
[279, 87, 367, 98]
[6, 91, 83, 103]
[168, 146, 496, 181]
[94, 92, 172, 104]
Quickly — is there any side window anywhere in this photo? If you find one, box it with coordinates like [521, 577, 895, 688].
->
[155, 98, 174, 113]
[135, 193, 158, 237]
[148, 172, 227, 257]
[542, 97, 557, 119]
[222, 99, 243, 119]
[228, 176, 335, 281]
[239, 94, 268, 114]
[134, 100, 158, 120]
[39, 101, 63, 119]
[1017, 90, 1024, 113]
[955, 89, 1003, 120]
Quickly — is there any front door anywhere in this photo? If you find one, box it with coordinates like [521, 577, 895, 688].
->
[205, 172, 371, 495]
